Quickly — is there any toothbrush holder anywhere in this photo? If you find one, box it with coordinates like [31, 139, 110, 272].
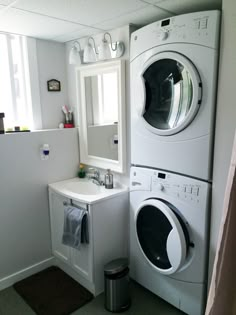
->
[64, 112, 74, 128]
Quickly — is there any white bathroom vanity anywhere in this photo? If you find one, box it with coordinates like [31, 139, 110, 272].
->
[48, 178, 129, 296]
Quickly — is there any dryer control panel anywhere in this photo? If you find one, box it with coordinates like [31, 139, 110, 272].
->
[130, 10, 220, 61]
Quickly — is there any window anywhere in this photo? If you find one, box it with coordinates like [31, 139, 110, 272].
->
[0, 33, 33, 130]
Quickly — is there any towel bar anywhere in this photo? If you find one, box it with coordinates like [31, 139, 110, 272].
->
[63, 200, 88, 212]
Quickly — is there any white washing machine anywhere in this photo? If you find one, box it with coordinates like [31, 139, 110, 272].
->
[129, 167, 211, 315]
[130, 10, 220, 181]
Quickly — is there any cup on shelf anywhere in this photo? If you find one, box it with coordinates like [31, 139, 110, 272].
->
[64, 112, 74, 128]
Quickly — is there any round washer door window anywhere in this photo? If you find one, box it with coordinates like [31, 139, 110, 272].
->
[140, 52, 202, 136]
[136, 199, 187, 275]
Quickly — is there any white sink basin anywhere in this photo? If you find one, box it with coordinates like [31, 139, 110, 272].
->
[49, 178, 128, 204]
[63, 181, 102, 195]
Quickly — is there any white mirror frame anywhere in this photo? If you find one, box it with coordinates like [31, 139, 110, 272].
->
[76, 60, 126, 173]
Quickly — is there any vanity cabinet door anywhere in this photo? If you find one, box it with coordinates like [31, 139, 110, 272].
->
[49, 191, 70, 264]
[70, 203, 93, 282]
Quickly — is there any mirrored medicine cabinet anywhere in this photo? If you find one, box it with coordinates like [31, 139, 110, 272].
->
[76, 60, 126, 173]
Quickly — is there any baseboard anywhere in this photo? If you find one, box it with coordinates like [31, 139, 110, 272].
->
[0, 256, 55, 291]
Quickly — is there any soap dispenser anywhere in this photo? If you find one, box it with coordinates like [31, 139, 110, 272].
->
[104, 169, 113, 189]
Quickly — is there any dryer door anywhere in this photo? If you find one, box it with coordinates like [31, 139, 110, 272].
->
[135, 199, 187, 275]
[140, 52, 202, 136]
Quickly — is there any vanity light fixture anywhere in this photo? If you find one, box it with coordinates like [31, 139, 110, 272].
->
[99, 32, 125, 61]
[69, 41, 82, 65]
[83, 37, 98, 63]
[72, 34, 125, 64]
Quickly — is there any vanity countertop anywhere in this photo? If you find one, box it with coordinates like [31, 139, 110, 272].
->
[48, 177, 129, 204]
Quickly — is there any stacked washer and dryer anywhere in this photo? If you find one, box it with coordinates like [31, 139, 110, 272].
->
[129, 10, 220, 315]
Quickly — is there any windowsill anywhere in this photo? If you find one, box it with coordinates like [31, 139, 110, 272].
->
[5, 130, 31, 134]
[32, 127, 77, 132]
[1, 127, 78, 135]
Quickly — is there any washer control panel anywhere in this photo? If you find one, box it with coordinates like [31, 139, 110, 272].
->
[130, 167, 209, 205]
[152, 171, 202, 203]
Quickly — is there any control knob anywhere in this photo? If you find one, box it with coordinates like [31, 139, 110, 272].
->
[160, 30, 169, 40]
[157, 183, 164, 191]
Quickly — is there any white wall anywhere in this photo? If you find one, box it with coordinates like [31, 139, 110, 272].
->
[0, 129, 79, 286]
[36, 39, 68, 129]
[208, 0, 236, 283]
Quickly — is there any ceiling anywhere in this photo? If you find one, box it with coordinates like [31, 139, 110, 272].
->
[0, 0, 222, 43]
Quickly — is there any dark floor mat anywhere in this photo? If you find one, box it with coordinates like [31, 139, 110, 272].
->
[13, 266, 93, 315]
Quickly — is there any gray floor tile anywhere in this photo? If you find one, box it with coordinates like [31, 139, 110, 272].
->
[0, 281, 184, 315]
[73, 281, 184, 315]
[0, 287, 35, 315]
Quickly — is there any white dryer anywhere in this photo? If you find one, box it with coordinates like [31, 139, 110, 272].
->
[129, 167, 211, 315]
[130, 10, 220, 181]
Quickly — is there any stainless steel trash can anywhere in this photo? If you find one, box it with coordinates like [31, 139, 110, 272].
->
[104, 258, 131, 312]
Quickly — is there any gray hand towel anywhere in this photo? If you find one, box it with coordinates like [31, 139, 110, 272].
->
[81, 213, 89, 244]
[62, 206, 88, 250]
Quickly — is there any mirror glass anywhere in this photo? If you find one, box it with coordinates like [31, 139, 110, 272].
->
[85, 73, 118, 160]
[77, 60, 126, 173]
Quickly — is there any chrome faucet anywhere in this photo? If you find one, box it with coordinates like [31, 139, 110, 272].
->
[88, 168, 104, 186]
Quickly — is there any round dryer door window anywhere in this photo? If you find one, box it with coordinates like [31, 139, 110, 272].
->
[141, 52, 202, 136]
[136, 199, 188, 275]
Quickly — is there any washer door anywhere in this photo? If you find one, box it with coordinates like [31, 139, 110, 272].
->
[136, 199, 187, 275]
[139, 52, 202, 136]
